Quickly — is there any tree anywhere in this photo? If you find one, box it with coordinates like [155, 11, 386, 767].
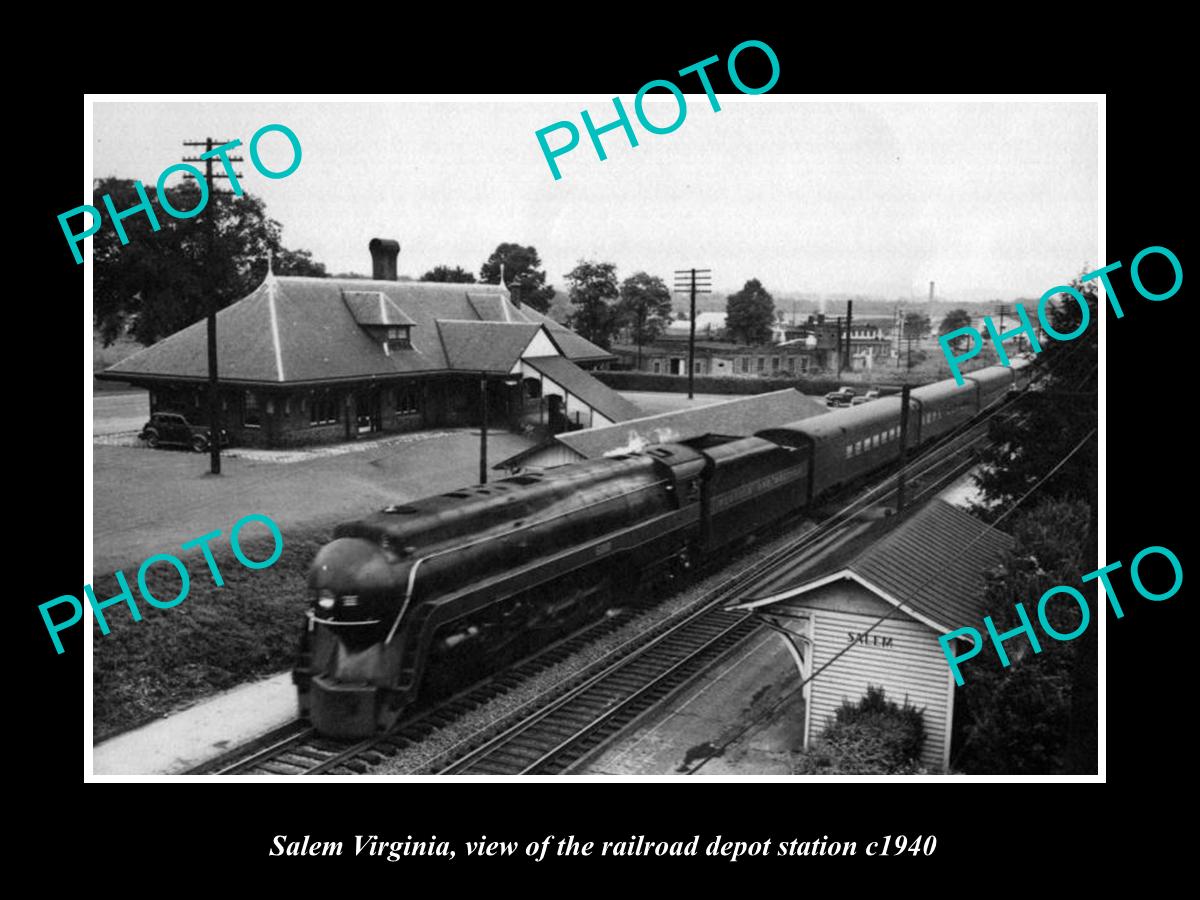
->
[972, 278, 1097, 511]
[92, 178, 325, 346]
[479, 243, 556, 313]
[959, 278, 1098, 775]
[726, 278, 775, 345]
[902, 312, 930, 341]
[901, 312, 930, 370]
[939, 308, 973, 350]
[616, 272, 672, 367]
[955, 499, 1092, 774]
[564, 260, 621, 350]
[420, 265, 476, 283]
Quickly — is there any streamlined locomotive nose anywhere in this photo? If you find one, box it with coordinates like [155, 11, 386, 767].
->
[305, 537, 399, 738]
[309, 537, 394, 597]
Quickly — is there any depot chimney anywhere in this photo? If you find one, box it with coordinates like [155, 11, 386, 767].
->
[369, 238, 400, 281]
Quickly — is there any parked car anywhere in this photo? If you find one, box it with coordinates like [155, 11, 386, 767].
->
[851, 389, 881, 406]
[824, 387, 857, 407]
[140, 412, 231, 452]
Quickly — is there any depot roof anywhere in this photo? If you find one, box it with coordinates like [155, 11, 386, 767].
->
[100, 275, 612, 386]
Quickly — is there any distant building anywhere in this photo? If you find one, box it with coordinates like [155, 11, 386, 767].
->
[662, 312, 802, 345]
[614, 338, 828, 377]
[98, 239, 636, 447]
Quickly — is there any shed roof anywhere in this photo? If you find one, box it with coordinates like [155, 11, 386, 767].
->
[737, 499, 1014, 634]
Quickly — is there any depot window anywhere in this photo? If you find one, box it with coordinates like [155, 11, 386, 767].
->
[310, 392, 339, 426]
[394, 387, 420, 416]
[385, 325, 412, 350]
[243, 391, 261, 428]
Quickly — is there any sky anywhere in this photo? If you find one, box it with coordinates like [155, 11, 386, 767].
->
[91, 99, 1099, 301]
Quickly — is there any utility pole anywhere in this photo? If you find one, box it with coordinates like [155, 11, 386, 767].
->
[182, 138, 244, 476]
[835, 316, 843, 374]
[673, 268, 712, 399]
[479, 373, 489, 485]
[844, 300, 854, 374]
[896, 384, 912, 512]
[895, 303, 902, 368]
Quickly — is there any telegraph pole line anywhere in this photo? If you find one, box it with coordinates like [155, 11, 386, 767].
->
[182, 138, 244, 476]
[842, 300, 854, 374]
[674, 268, 711, 400]
[479, 373, 489, 485]
[896, 384, 912, 512]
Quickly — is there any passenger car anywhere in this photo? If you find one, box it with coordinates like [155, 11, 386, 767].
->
[296, 361, 1036, 737]
[139, 412, 230, 452]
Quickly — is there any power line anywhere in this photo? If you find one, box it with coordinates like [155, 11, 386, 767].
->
[181, 138, 244, 476]
[673, 268, 711, 399]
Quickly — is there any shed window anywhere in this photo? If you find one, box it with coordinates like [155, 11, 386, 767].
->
[846, 445, 853, 459]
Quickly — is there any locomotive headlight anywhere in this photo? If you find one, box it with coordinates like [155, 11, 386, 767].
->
[317, 589, 336, 610]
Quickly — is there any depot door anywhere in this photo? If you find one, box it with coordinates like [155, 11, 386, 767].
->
[356, 388, 381, 434]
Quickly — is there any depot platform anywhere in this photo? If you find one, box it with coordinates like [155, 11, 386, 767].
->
[93, 672, 295, 775]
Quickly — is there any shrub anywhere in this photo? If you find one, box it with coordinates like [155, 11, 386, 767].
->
[792, 685, 927, 774]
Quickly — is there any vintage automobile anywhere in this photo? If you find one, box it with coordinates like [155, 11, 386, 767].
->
[824, 386, 857, 407]
[139, 411, 231, 452]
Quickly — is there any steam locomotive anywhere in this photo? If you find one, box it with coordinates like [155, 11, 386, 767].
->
[295, 362, 1032, 737]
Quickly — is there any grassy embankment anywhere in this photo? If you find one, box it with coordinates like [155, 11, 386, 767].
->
[92, 528, 330, 742]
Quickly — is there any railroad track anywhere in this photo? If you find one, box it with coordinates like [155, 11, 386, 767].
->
[189, 399, 1016, 777]
[185, 607, 641, 775]
[422, 520, 859, 775]
[435, 608, 761, 774]
[423, 417, 1004, 775]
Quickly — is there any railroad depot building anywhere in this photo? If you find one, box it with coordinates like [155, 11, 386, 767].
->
[98, 239, 636, 447]
[735, 500, 1014, 770]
